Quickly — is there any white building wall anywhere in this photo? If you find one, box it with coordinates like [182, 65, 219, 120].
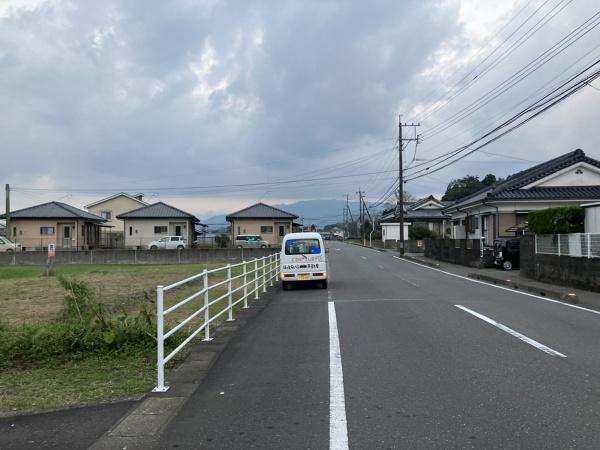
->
[381, 223, 411, 242]
[585, 205, 600, 233]
[123, 219, 194, 248]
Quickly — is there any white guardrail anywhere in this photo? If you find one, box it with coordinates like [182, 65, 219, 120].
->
[153, 253, 280, 392]
[535, 233, 600, 258]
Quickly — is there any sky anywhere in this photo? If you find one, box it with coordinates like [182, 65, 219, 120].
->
[1, 0, 599, 221]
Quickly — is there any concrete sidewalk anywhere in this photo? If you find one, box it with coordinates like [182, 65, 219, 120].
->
[402, 252, 600, 311]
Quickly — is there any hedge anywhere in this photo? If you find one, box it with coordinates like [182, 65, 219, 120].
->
[528, 206, 584, 234]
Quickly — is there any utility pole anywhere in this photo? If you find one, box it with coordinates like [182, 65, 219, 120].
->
[397, 116, 420, 256]
[362, 195, 373, 246]
[5, 184, 10, 241]
[357, 189, 364, 245]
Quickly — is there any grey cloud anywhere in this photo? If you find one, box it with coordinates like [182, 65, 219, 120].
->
[1, 0, 597, 215]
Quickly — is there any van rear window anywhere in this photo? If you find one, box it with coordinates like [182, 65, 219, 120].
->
[285, 239, 321, 255]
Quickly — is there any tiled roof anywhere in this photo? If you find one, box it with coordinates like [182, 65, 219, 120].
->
[85, 192, 148, 208]
[226, 202, 298, 220]
[0, 202, 106, 222]
[117, 202, 199, 221]
[446, 149, 600, 209]
[492, 186, 600, 199]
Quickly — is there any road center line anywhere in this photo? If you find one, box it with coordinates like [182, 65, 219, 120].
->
[393, 256, 600, 316]
[455, 305, 566, 357]
[328, 301, 349, 450]
[392, 272, 420, 288]
[360, 256, 367, 260]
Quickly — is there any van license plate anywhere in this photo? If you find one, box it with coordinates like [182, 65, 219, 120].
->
[298, 274, 310, 281]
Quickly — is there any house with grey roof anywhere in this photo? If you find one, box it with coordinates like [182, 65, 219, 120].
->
[226, 202, 299, 246]
[0, 201, 107, 250]
[117, 202, 204, 248]
[84, 192, 149, 248]
[444, 149, 600, 244]
[380, 195, 451, 245]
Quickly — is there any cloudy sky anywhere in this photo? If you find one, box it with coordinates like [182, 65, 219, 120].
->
[1, 0, 599, 220]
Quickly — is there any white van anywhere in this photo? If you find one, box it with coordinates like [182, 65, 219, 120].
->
[280, 232, 328, 290]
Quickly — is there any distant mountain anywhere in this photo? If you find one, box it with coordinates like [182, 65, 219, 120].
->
[204, 199, 385, 229]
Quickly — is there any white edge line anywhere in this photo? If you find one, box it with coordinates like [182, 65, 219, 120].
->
[393, 256, 600, 316]
[328, 301, 349, 450]
[455, 305, 566, 358]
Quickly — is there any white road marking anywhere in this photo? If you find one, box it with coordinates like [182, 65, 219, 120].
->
[377, 265, 385, 270]
[333, 298, 423, 303]
[392, 272, 420, 288]
[393, 256, 600, 316]
[455, 305, 566, 357]
[328, 301, 349, 450]
[360, 256, 367, 260]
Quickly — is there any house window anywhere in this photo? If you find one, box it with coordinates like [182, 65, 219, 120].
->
[154, 226, 168, 234]
[466, 216, 479, 233]
[129, 226, 133, 236]
[13, 227, 16, 236]
[260, 226, 273, 233]
[40, 227, 55, 235]
[100, 210, 112, 220]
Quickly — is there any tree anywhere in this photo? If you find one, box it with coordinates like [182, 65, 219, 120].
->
[442, 174, 501, 201]
[528, 207, 584, 234]
[409, 226, 434, 240]
[395, 190, 417, 203]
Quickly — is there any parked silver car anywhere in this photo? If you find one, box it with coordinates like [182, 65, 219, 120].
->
[148, 236, 187, 250]
[235, 234, 269, 248]
[0, 236, 21, 252]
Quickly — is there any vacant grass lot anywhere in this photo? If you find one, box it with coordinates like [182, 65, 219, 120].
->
[0, 260, 274, 413]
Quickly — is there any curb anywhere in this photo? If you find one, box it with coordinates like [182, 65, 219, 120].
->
[88, 288, 279, 450]
[467, 272, 579, 304]
[400, 254, 441, 269]
[346, 241, 388, 253]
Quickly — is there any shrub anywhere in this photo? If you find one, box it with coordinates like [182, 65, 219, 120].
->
[528, 206, 584, 234]
[0, 277, 184, 368]
[409, 226, 434, 240]
[215, 234, 230, 248]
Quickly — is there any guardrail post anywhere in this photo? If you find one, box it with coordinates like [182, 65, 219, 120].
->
[243, 260, 248, 308]
[254, 258, 259, 299]
[153, 285, 169, 392]
[558, 234, 561, 256]
[534, 234, 538, 254]
[262, 256, 267, 293]
[269, 254, 274, 287]
[202, 270, 212, 341]
[227, 263, 234, 321]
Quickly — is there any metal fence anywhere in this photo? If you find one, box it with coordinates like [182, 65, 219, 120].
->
[153, 253, 280, 392]
[535, 233, 600, 258]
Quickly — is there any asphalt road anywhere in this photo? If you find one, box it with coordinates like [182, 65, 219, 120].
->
[156, 242, 600, 449]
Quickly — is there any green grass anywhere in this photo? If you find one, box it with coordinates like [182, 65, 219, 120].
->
[0, 354, 154, 413]
[0, 263, 211, 281]
[0, 260, 277, 413]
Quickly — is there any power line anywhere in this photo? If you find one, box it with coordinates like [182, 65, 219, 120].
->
[413, 0, 542, 121]
[415, 0, 568, 123]
[404, 62, 600, 182]
[422, 7, 600, 140]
